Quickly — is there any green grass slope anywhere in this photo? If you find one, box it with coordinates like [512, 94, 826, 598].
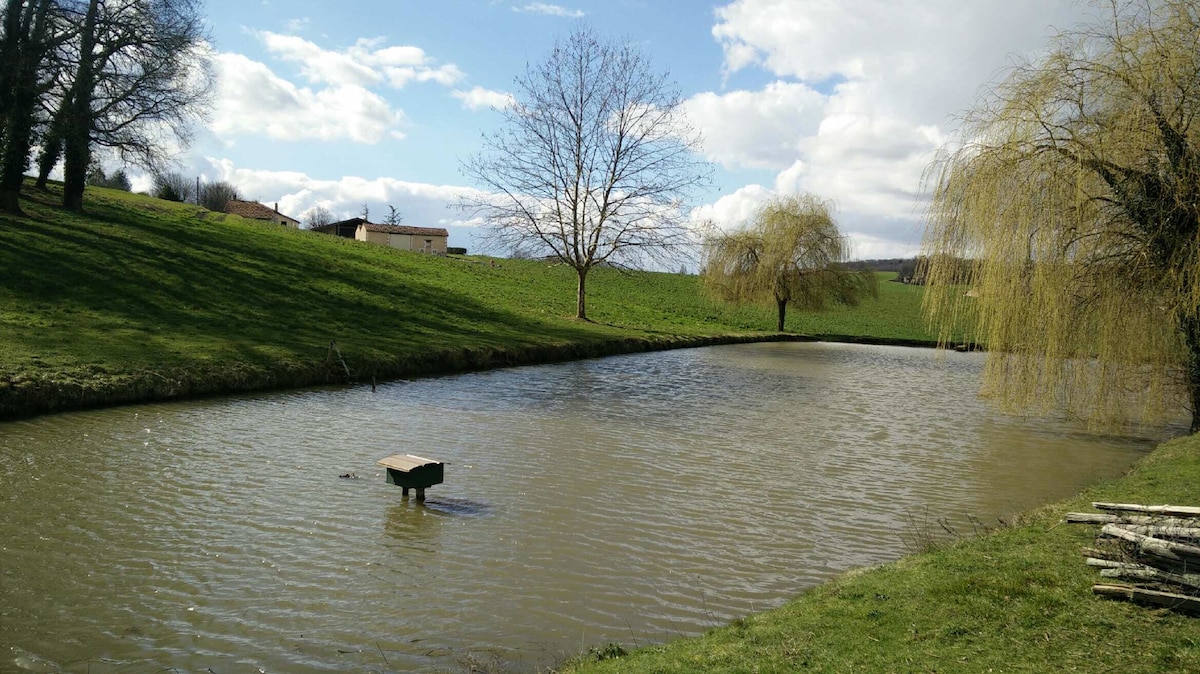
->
[566, 434, 1200, 673]
[0, 184, 934, 417]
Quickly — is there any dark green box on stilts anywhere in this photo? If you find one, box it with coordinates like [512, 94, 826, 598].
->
[377, 454, 444, 501]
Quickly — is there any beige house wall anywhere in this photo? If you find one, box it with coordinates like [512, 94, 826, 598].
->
[391, 233, 416, 250]
[356, 226, 389, 245]
[401, 235, 447, 254]
[354, 225, 449, 253]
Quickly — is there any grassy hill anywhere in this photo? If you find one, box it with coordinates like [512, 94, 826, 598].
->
[0, 184, 934, 418]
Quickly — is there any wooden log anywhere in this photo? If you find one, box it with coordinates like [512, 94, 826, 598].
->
[1114, 524, 1200, 540]
[1067, 513, 1200, 528]
[1066, 513, 1120, 524]
[1086, 557, 1132, 569]
[1097, 565, 1200, 591]
[1099, 524, 1200, 562]
[1093, 584, 1200, 614]
[1093, 503, 1200, 518]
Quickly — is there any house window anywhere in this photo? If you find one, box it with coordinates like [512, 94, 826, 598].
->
[424, 239, 432, 253]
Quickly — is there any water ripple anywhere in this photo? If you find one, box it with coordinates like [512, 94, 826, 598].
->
[0, 342, 1181, 672]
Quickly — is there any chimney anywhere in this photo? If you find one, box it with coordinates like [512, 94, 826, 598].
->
[274, 202, 279, 212]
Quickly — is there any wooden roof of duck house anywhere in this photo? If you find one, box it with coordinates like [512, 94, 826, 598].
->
[377, 454, 444, 500]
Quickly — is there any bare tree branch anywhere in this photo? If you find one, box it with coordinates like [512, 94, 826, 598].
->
[460, 25, 710, 320]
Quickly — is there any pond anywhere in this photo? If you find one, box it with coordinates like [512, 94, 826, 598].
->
[0, 342, 1179, 672]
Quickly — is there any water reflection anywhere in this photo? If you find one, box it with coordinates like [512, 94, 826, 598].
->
[0, 342, 1183, 672]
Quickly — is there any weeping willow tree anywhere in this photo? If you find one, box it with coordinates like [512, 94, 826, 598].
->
[923, 0, 1200, 431]
[703, 193, 877, 332]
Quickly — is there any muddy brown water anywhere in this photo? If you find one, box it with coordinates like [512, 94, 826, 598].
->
[0, 342, 1182, 672]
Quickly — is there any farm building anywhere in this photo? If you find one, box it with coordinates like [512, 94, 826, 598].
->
[313, 218, 449, 254]
[225, 200, 300, 228]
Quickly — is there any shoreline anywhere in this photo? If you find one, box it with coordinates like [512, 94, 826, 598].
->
[0, 332, 944, 422]
[564, 430, 1199, 672]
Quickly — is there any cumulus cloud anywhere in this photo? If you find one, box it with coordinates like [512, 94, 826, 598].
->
[258, 31, 464, 89]
[689, 0, 1087, 257]
[684, 81, 826, 170]
[452, 86, 514, 111]
[689, 184, 774, 231]
[211, 52, 406, 143]
[203, 158, 485, 234]
[513, 3, 585, 18]
[209, 29, 468, 144]
[712, 0, 1078, 118]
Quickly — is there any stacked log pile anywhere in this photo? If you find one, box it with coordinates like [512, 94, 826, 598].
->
[1067, 502, 1200, 615]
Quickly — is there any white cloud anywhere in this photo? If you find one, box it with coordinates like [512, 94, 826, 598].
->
[712, 0, 1077, 117]
[452, 86, 514, 111]
[690, 0, 1087, 258]
[283, 17, 311, 33]
[684, 81, 826, 170]
[259, 32, 380, 87]
[211, 52, 406, 143]
[203, 158, 485, 233]
[513, 3, 585, 18]
[842, 232, 921, 261]
[258, 31, 464, 89]
[689, 184, 774, 231]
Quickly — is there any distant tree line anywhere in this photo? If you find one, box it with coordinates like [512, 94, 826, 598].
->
[840, 256, 977, 285]
[0, 0, 212, 215]
[843, 257, 911, 274]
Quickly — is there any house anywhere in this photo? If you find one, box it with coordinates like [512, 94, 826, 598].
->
[313, 217, 449, 254]
[225, 199, 300, 228]
[310, 218, 360, 238]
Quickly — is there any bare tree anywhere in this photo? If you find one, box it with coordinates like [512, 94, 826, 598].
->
[461, 26, 709, 320]
[923, 0, 1200, 430]
[382, 204, 402, 225]
[151, 170, 190, 202]
[304, 205, 333, 228]
[197, 179, 238, 212]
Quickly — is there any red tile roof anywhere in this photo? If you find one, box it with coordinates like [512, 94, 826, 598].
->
[225, 200, 297, 223]
[361, 223, 449, 237]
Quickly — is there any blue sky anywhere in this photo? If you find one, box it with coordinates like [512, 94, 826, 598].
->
[156, 0, 1093, 258]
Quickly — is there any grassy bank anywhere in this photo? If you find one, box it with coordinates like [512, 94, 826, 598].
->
[0, 184, 934, 419]
[564, 434, 1200, 673]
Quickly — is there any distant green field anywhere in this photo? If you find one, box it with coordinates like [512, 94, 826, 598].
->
[0, 184, 934, 416]
[791, 273, 931, 343]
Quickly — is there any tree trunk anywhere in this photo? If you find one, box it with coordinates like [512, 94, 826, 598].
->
[576, 267, 588, 320]
[34, 119, 63, 190]
[776, 297, 788, 332]
[0, 0, 52, 215]
[1183, 314, 1200, 434]
[0, 189, 19, 213]
[60, 0, 99, 213]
